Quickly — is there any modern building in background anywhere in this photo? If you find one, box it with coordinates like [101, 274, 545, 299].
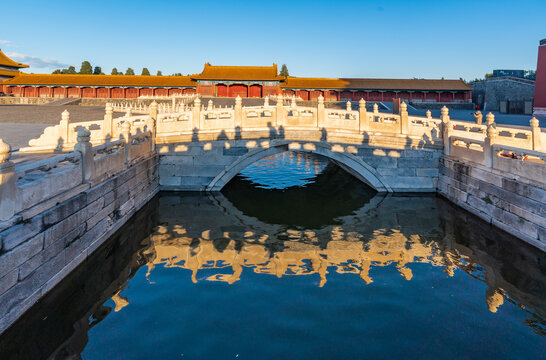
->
[533, 39, 546, 116]
[493, 69, 525, 78]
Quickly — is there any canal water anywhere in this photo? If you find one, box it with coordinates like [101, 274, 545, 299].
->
[1, 152, 545, 359]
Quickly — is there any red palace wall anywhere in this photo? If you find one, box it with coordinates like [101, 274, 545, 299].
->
[249, 85, 262, 98]
[229, 85, 247, 98]
[534, 40, 546, 113]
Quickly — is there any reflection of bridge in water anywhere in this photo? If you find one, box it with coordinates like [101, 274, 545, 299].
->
[140, 192, 546, 317]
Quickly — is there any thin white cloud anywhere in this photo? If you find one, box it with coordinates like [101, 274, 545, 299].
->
[6, 52, 69, 69]
[0, 40, 13, 47]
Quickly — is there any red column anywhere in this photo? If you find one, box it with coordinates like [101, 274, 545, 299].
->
[452, 92, 455, 102]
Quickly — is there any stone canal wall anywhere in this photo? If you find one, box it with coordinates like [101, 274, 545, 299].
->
[439, 155, 545, 252]
[0, 124, 158, 334]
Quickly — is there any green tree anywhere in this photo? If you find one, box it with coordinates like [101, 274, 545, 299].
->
[52, 69, 62, 74]
[156, 70, 162, 76]
[485, 73, 493, 79]
[524, 70, 536, 80]
[125, 68, 135, 75]
[79, 61, 93, 74]
[280, 64, 289, 77]
[93, 66, 102, 75]
[141, 67, 150, 76]
[172, 72, 182, 76]
[63, 66, 77, 74]
[111, 68, 119, 75]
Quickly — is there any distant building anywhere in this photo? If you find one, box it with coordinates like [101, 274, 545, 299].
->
[492, 69, 525, 78]
[0, 50, 28, 82]
[0, 62, 472, 103]
[534, 39, 546, 116]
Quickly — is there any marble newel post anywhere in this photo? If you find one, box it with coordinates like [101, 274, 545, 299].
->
[103, 103, 114, 141]
[484, 117, 497, 168]
[276, 94, 285, 127]
[192, 97, 201, 130]
[317, 95, 325, 128]
[359, 99, 368, 132]
[400, 102, 409, 135]
[121, 122, 132, 164]
[440, 106, 450, 142]
[0, 139, 16, 221]
[530, 117, 542, 151]
[234, 96, 242, 128]
[74, 128, 94, 183]
[149, 101, 158, 150]
[59, 110, 71, 148]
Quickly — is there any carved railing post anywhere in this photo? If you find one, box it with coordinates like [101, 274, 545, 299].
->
[400, 101, 409, 135]
[103, 103, 114, 141]
[276, 94, 285, 127]
[149, 101, 158, 150]
[0, 139, 16, 221]
[317, 94, 325, 128]
[440, 106, 450, 139]
[530, 117, 542, 151]
[443, 121, 452, 156]
[373, 103, 379, 114]
[60, 109, 70, 148]
[234, 95, 242, 128]
[486, 112, 495, 127]
[346, 101, 352, 112]
[121, 122, 132, 163]
[484, 124, 497, 168]
[264, 96, 269, 107]
[193, 97, 201, 130]
[426, 110, 432, 119]
[74, 127, 94, 182]
[359, 99, 368, 132]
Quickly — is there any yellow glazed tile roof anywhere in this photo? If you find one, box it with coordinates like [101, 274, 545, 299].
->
[282, 77, 472, 91]
[193, 63, 282, 81]
[0, 50, 29, 68]
[2, 73, 196, 87]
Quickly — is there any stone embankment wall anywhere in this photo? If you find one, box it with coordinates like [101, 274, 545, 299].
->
[0, 154, 158, 333]
[470, 77, 535, 112]
[439, 156, 545, 251]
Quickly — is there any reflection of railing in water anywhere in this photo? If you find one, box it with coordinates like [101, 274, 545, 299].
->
[142, 224, 530, 315]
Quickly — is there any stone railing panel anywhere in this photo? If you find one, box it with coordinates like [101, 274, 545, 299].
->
[157, 112, 193, 135]
[14, 153, 83, 214]
[492, 145, 546, 180]
[324, 110, 359, 132]
[367, 113, 400, 133]
[449, 136, 485, 164]
[242, 109, 275, 129]
[201, 109, 235, 131]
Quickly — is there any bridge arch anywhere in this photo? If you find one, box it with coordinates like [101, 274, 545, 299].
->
[206, 140, 392, 192]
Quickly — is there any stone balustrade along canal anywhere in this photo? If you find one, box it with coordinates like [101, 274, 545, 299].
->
[0, 94, 544, 334]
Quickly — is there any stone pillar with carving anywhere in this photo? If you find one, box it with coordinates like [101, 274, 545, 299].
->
[317, 95, 325, 128]
[426, 110, 432, 119]
[0, 139, 16, 221]
[103, 103, 114, 141]
[121, 122, 132, 164]
[149, 101, 158, 150]
[59, 110, 70, 149]
[192, 97, 201, 130]
[276, 94, 285, 127]
[440, 106, 450, 141]
[234, 95, 242, 129]
[485, 112, 495, 127]
[484, 123, 497, 168]
[530, 117, 542, 151]
[74, 127, 94, 183]
[359, 99, 368, 132]
[400, 101, 409, 135]
[346, 101, 352, 112]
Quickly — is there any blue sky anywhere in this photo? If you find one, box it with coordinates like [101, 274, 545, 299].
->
[1, 0, 544, 80]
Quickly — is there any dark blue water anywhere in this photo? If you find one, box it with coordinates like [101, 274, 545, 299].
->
[1, 152, 544, 359]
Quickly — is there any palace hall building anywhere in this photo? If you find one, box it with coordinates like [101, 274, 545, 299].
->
[0, 49, 29, 82]
[0, 59, 472, 103]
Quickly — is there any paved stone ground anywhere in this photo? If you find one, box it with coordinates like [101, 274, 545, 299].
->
[0, 105, 124, 150]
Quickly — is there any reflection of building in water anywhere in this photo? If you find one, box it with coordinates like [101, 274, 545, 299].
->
[140, 224, 519, 312]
